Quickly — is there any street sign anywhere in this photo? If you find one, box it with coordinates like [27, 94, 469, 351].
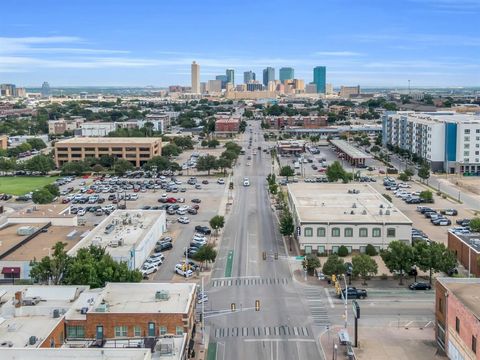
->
[296, 226, 301, 236]
[352, 300, 360, 319]
[295, 256, 304, 261]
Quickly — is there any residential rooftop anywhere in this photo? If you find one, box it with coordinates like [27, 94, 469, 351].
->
[55, 137, 162, 144]
[287, 183, 412, 224]
[67, 209, 164, 262]
[390, 111, 480, 124]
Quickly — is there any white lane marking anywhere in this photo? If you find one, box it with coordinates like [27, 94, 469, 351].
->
[244, 339, 316, 343]
[324, 288, 334, 308]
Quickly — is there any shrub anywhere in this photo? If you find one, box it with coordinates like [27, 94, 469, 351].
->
[383, 194, 392, 202]
[337, 245, 349, 257]
[365, 244, 378, 256]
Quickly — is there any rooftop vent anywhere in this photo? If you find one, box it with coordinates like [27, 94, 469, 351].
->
[379, 209, 383, 215]
[95, 303, 108, 313]
[155, 290, 170, 301]
[350, 210, 355, 215]
[352, 203, 357, 208]
[28, 336, 37, 346]
[362, 210, 367, 215]
[385, 210, 390, 215]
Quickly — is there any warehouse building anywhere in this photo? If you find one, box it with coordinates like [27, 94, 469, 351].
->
[287, 183, 412, 255]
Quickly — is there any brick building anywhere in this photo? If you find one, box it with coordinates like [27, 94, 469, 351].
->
[436, 278, 480, 359]
[265, 115, 327, 129]
[54, 137, 162, 168]
[214, 115, 240, 136]
[448, 231, 480, 277]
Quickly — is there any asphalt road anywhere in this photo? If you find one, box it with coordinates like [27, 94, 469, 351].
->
[205, 121, 323, 360]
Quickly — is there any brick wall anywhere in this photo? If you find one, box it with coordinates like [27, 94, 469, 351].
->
[435, 281, 447, 350]
[448, 232, 480, 277]
[40, 318, 65, 348]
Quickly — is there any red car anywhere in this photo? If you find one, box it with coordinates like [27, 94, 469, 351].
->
[61, 198, 70, 204]
[318, 168, 326, 173]
[133, 188, 140, 192]
[166, 197, 177, 203]
[191, 204, 200, 210]
[86, 189, 95, 194]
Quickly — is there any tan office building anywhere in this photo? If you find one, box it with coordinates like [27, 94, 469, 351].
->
[54, 137, 162, 168]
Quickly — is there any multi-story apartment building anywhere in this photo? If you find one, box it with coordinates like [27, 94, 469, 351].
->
[48, 117, 86, 135]
[265, 115, 327, 129]
[54, 137, 162, 168]
[383, 111, 480, 174]
[435, 278, 480, 359]
[287, 183, 412, 255]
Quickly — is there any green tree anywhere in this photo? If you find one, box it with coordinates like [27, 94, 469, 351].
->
[208, 139, 220, 148]
[30, 242, 70, 284]
[303, 254, 321, 275]
[162, 143, 182, 157]
[243, 109, 254, 118]
[279, 165, 295, 181]
[26, 138, 47, 150]
[143, 156, 180, 172]
[380, 241, 415, 285]
[337, 245, 349, 257]
[113, 159, 134, 175]
[398, 172, 410, 182]
[470, 218, 480, 232]
[44, 183, 60, 197]
[209, 215, 225, 237]
[216, 157, 232, 175]
[404, 168, 414, 178]
[201, 140, 208, 147]
[322, 254, 345, 276]
[326, 160, 352, 183]
[224, 141, 242, 155]
[0, 157, 17, 174]
[196, 155, 218, 175]
[414, 241, 457, 285]
[220, 150, 238, 162]
[192, 244, 217, 269]
[370, 145, 381, 153]
[173, 136, 194, 150]
[25, 155, 55, 174]
[61, 161, 89, 176]
[418, 164, 430, 184]
[352, 254, 378, 285]
[419, 190, 433, 203]
[365, 244, 378, 256]
[32, 188, 55, 204]
[279, 211, 295, 241]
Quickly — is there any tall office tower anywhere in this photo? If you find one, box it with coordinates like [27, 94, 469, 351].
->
[313, 66, 326, 94]
[279, 67, 294, 83]
[243, 71, 255, 83]
[191, 61, 200, 94]
[0, 84, 16, 97]
[216, 75, 228, 89]
[41, 82, 51, 97]
[262, 67, 275, 86]
[226, 69, 235, 86]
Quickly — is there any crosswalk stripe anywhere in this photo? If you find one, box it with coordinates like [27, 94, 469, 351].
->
[302, 327, 308, 336]
[293, 327, 299, 336]
[242, 327, 248, 336]
[265, 327, 270, 336]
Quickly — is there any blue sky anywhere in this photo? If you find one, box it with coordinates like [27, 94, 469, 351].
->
[0, 0, 479, 87]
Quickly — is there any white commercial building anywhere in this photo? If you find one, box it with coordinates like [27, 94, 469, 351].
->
[383, 111, 480, 174]
[287, 183, 412, 254]
[80, 122, 117, 137]
[68, 210, 166, 269]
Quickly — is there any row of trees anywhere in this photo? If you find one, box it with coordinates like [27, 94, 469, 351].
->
[30, 242, 142, 287]
[32, 183, 60, 204]
[0, 154, 55, 175]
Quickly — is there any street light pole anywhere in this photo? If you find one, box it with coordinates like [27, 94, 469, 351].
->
[343, 275, 348, 329]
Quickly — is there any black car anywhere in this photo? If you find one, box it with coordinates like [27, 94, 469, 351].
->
[155, 242, 173, 252]
[195, 225, 211, 235]
[409, 282, 431, 290]
[202, 180, 209, 185]
[188, 208, 198, 215]
[191, 198, 201, 203]
[339, 287, 367, 299]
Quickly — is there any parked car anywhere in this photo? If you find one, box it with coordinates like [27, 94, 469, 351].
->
[175, 264, 193, 278]
[441, 209, 458, 216]
[195, 225, 211, 235]
[191, 198, 201, 203]
[409, 282, 431, 290]
[178, 216, 190, 224]
[141, 263, 158, 277]
[155, 242, 173, 252]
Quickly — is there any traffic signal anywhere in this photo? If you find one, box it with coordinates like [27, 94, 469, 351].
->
[262, 251, 266, 260]
[274, 252, 278, 260]
[231, 303, 236, 312]
[229, 182, 234, 190]
[255, 300, 260, 311]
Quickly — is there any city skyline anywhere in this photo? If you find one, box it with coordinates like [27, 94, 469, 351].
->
[0, 0, 479, 87]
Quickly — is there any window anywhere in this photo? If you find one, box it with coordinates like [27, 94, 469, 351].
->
[387, 228, 396, 237]
[160, 326, 167, 335]
[372, 228, 381, 237]
[438, 298, 443, 314]
[115, 325, 128, 337]
[332, 246, 339, 253]
[456, 317, 460, 333]
[359, 228, 368, 237]
[317, 227, 326, 237]
[305, 246, 312, 254]
[473, 335, 477, 354]
[66, 326, 85, 339]
[176, 326, 184, 335]
[344, 228, 353, 237]
[304, 227, 313, 237]
[134, 326, 142, 337]
[317, 246, 325, 255]
[331, 228, 340, 237]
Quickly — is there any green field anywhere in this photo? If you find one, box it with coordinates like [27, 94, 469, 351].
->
[0, 176, 59, 196]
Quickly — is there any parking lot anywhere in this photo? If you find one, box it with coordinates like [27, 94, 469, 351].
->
[51, 171, 228, 282]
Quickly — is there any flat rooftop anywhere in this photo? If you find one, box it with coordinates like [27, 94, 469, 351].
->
[449, 231, 480, 253]
[66, 283, 195, 319]
[391, 111, 480, 124]
[2, 225, 90, 261]
[0, 348, 152, 360]
[55, 137, 161, 145]
[438, 278, 480, 322]
[9, 203, 73, 219]
[68, 210, 164, 260]
[330, 139, 372, 159]
[0, 285, 88, 348]
[288, 183, 412, 224]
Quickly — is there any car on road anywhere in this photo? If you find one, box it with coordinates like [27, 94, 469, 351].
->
[197, 293, 208, 304]
[202, 180, 209, 185]
[409, 282, 431, 290]
[217, 179, 225, 185]
[243, 177, 250, 186]
[77, 208, 86, 216]
[339, 287, 367, 299]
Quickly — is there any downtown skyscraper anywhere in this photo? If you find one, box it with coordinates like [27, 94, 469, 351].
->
[313, 66, 326, 94]
[191, 61, 200, 94]
[262, 67, 275, 86]
[226, 69, 235, 85]
[279, 67, 294, 83]
[243, 71, 255, 83]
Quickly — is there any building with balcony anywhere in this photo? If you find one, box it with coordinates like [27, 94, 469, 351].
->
[287, 183, 412, 255]
[54, 137, 162, 168]
[382, 111, 480, 174]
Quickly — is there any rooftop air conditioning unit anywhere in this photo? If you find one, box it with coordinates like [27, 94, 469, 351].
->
[352, 203, 357, 208]
[379, 209, 383, 215]
[28, 336, 37, 346]
[385, 210, 390, 215]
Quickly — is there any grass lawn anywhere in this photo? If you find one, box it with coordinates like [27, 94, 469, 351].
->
[0, 176, 59, 196]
